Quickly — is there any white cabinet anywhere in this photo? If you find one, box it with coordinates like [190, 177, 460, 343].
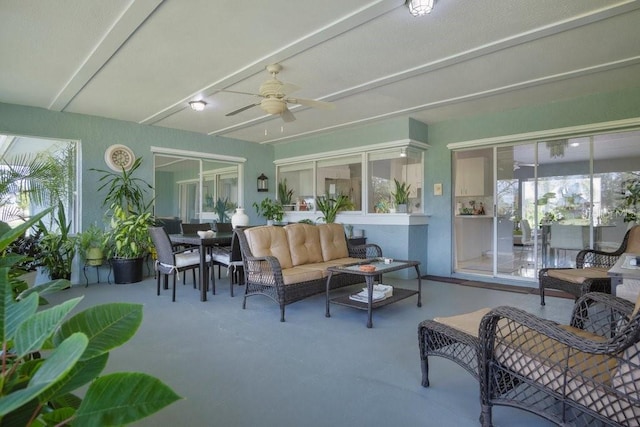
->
[403, 163, 422, 197]
[455, 157, 485, 196]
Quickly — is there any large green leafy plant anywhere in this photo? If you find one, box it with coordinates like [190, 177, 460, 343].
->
[104, 205, 154, 259]
[0, 211, 180, 425]
[253, 197, 284, 223]
[91, 157, 152, 214]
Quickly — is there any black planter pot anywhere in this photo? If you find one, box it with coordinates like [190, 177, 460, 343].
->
[110, 257, 144, 284]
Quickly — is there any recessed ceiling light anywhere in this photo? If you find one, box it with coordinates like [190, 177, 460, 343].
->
[570, 142, 580, 147]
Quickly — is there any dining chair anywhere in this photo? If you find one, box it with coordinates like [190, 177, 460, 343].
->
[210, 230, 244, 296]
[148, 226, 211, 301]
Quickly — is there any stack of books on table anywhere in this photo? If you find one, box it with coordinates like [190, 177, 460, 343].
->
[349, 284, 393, 303]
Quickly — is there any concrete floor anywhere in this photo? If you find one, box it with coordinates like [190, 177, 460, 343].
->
[46, 274, 574, 426]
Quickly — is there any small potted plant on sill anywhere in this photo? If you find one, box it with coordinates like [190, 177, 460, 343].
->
[392, 179, 411, 213]
[278, 178, 295, 211]
[316, 193, 354, 223]
[253, 197, 285, 225]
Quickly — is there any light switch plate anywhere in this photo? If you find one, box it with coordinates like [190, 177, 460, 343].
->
[434, 183, 443, 196]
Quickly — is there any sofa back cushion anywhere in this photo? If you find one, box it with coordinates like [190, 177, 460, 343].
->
[626, 225, 640, 253]
[244, 226, 293, 269]
[284, 224, 324, 266]
[317, 223, 349, 262]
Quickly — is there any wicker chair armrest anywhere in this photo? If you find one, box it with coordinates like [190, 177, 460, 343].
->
[576, 248, 622, 268]
[480, 306, 622, 355]
[243, 254, 285, 286]
[348, 243, 382, 259]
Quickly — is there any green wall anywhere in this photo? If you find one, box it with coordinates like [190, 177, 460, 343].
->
[0, 102, 274, 229]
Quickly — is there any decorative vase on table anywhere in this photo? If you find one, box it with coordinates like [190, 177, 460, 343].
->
[231, 207, 250, 228]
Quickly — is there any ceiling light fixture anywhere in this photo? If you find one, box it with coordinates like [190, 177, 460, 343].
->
[189, 100, 207, 112]
[407, 0, 435, 16]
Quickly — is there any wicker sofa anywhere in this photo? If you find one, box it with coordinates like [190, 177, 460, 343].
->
[235, 223, 382, 322]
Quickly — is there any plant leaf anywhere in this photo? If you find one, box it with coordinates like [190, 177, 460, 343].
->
[53, 303, 142, 360]
[0, 273, 39, 343]
[0, 332, 88, 416]
[14, 297, 83, 358]
[73, 372, 181, 426]
[40, 353, 108, 403]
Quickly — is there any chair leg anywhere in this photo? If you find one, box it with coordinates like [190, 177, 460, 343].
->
[192, 269, 196, 288]
[211, 264, 216, 295]
[540, 284, 546, 306]
[157, 272, 161, 296]
[172, 274, 177, 302]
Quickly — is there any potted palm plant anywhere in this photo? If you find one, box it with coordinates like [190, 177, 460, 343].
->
[391, 178, 411, 213]
[92, 157, 154, 283]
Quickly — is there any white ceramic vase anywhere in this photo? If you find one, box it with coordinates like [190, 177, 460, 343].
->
[231, 207, 249, 228]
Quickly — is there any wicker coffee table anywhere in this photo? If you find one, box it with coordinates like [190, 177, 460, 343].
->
[325, 259, 421, 328]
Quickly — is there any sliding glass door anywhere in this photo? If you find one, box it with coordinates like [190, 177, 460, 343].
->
[453, 129, 640, 282]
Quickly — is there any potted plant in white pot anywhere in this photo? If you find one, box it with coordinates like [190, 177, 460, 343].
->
[391, 178, 411, 213]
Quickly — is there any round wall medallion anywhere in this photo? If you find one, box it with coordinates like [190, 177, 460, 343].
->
[104, 144, 135, 171]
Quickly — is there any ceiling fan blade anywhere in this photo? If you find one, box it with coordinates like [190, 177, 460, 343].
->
[219, 89, 262, 97]
[287, 97, 335, 110]
[225, 103, 260, 117]
[281, 108, 296, 123]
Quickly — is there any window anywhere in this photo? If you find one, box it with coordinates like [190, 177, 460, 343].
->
[368, 149, 423, 213]
[316, 155, 361, 211]
[278, 162, 314, 209]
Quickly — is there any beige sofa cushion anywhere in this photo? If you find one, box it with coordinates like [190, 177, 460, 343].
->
[244, 226, 293, 269]
[317, 223, 349, 262]
[546, 267, 609, 284]
[284, 223, 324, 266]
[626, 225, 640, 253]
[281, 267, 324, 285]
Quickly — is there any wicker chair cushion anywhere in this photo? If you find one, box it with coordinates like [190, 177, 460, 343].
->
[317, 223, 349, 262]
[245, 226, 294, 269]
[546, 266, 610, 284]
[626, 226, 640, 253]
[433, 307, 492, 338]
[281, 267, 324, 285]
[284, 224, 324, 266]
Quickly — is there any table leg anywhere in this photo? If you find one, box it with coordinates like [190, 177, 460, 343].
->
[366, 275, 374, 328]
[200, 242, 207, 302]
[325, 272, 334, 317]
[415, 265, 422, 307]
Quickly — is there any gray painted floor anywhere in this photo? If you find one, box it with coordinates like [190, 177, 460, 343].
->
[46, 274, 574, 426]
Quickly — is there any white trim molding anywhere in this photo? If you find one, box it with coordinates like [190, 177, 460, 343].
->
[447, 117, 640, 150]
[150, 146, 247, 163]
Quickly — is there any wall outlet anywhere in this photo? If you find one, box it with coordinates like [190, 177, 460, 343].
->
[434, 183, 443, 196]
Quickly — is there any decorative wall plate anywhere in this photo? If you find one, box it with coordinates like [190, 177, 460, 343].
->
[104, 144, 135, 171]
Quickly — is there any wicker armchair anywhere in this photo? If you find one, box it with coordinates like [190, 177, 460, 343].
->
[479, 292, 640, 426]
[539, 225, 640, 305]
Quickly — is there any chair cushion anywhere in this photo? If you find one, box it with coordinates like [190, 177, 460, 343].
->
[546, 267, 610, 284]
[626, 225, 640, 253]
[245, 226, 293, 269]
[433, 307, 492, 338]
[284, 223, 324, 266]
[167, 251, 210, 269]
[317, 223, 349, 262]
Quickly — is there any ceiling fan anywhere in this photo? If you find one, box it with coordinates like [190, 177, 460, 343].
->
[223, 64, 335, 122]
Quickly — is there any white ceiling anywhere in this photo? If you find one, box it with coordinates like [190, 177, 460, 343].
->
[2, 0, 640, 146]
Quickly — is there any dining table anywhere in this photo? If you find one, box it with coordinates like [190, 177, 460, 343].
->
[169, 231, 234, 301]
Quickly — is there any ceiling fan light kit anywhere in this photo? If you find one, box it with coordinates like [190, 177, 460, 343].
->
[408, 0, 435, 16]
